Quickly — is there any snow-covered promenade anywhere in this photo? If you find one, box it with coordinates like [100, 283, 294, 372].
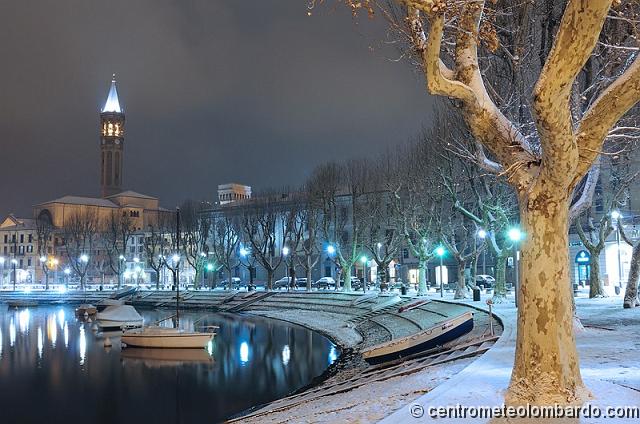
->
[385, 292, 640, 423]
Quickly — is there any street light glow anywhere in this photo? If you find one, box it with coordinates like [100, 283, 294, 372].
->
[39, 256, 47, 263]
[282, 247, 290, 256]
[80, 254, 89, 263]
[64, 268, 71, 275]
[360, 255, 367, 264]
[508, 228, 523, 242]
[119, 255, 125, 261]
[326, 245, 336, 255]
[377, 242, 382, 249]
[206, 263, 214, 271]
[172, 254, 180, 263]
[611, 210, 622, 220]
[240, 247, 249, 257]
[133, 257, 140, 263]
[477, 229, 487, 239]
[435, 246, 445, 257]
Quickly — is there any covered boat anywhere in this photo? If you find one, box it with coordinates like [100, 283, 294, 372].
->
[96, 298, 125, 312]
[96, 305, 143, 329]
[75, 304, 97, 316]
[362, 311, 474, 365]
[121, 326, 214, 349]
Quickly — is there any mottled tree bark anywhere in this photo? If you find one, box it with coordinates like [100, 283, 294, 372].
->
[454, 262, 467, 299]
[508, 190, 589, 405]
[417, 257, 428, 296]
[588, 253, 606, 298]
[492, 255, 507, 302]
[624, 244, 640, 308]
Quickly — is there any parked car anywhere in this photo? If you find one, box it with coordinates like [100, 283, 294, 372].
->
[341, 276, 367, 290]
[295, 278, 308, 288]
[273, 277, 292, 289]
[221, 277, 242, 290]
[475, 275, 495, 289]
[315, 277, 336, 290]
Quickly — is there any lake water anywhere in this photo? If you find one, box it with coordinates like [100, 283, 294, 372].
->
[0, 305, 338, 423]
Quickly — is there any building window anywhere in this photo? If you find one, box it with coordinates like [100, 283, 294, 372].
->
[19, 259, 23, 268]
[3, 246, 6, 254]
[403, 249, 409, 259]
[3, 235, 6, 243]
[130, 246, 135, 253]
[28, 258, 31, 267]
[28, 234, 32, 243]
[139, 236, 144, 243]
[138, 246, 143, 253]
[12, 235, 16, 243]
[20, 234, 24, 243]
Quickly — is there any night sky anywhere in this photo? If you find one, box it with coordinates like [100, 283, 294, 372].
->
[0, 1, 434, 218]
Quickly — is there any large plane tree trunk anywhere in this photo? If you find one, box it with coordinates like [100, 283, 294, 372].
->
[588, 250, 606, 298]
[507, 190, 590, 405]
[624, 243, 640, 308]
[417, 257, 428, 296]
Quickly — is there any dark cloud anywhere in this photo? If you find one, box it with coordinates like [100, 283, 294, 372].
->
[0, 0, 434, 217]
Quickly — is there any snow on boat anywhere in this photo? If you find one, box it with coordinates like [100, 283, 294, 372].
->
[361, 311, 474, 365]
[121, 326, 214, 349]
[96, 305, 143, 329]
[96, 298, 125, 312]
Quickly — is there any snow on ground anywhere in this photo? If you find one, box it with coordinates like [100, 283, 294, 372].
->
[248, 309, 364, 348]
[240, 357, 473, 424]
[383, 289, 640, 423]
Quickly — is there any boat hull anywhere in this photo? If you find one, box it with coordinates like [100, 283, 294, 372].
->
[122, 332, 214, 349]
[363, 312, 474, 365]
[97, 319, 143, 329]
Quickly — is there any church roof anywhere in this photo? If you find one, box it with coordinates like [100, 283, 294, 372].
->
[36, 196, 119, 208]
[106, 190, 157, 200]
[101, 74, 122, 113]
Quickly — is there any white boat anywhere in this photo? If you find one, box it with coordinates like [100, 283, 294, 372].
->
[96, 298, 125, 312]
[122, 326, 214, 349]
[362, 311, 474, 364]
[96, 305, 143, 329]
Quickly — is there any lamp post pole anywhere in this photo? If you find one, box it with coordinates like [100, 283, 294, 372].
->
[508, 228, 523, 308]
[612, 211, 623, 292]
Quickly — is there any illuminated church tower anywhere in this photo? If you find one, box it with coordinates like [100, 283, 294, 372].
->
[100, 74, 125, 198]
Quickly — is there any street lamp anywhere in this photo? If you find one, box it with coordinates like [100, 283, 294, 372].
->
[360, 255, 368, 291]
[611, 210, 623, 291]
[283, 247, 290, 289]
[435, 246, 445, 298]
[508, 227, 523, 307]
[326, 245, 336, 255]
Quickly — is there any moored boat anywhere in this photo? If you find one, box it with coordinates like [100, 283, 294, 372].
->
[361, 311, 474, 365]
[6, 300, 38, 308]
[75, 304, 97, 316]
[96, 298, 125, 312]
[110, 285, 137, 300]
[121, 326, 214, 349]
[96, 305, 143, 329]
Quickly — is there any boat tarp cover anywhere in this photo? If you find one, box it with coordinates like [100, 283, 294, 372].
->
[97, 305, 142, 321]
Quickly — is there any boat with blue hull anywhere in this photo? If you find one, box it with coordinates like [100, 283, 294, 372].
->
[361, 311, 474, 365]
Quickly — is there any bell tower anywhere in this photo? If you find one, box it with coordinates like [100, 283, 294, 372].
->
[100, 74, 125, 198]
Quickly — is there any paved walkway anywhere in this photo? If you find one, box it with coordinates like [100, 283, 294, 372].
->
[382, 292, 640, 423]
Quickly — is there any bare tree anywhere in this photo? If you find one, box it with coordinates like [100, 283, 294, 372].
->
[61, 209, 99, 289]
[143, 211, 174, 290]
[240, 193, 289, 290]
[326, 0, 640, 404]
[180, 200, 212, 289]
[618, 220, 640, 308]
[103, 210, 135, 288]
[210, 208, 241, 289]
[35, 215, 54, 289]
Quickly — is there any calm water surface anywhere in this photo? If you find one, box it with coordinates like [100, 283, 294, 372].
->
[0, 305, 338, 424]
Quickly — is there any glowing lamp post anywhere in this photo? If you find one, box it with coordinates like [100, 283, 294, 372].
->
[435, 246, 445, 298]
[64, 267, 71, 290]
[508, 228, 523, 307]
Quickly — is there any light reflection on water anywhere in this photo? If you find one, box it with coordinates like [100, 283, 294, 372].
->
[0, 305, 337, 423]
